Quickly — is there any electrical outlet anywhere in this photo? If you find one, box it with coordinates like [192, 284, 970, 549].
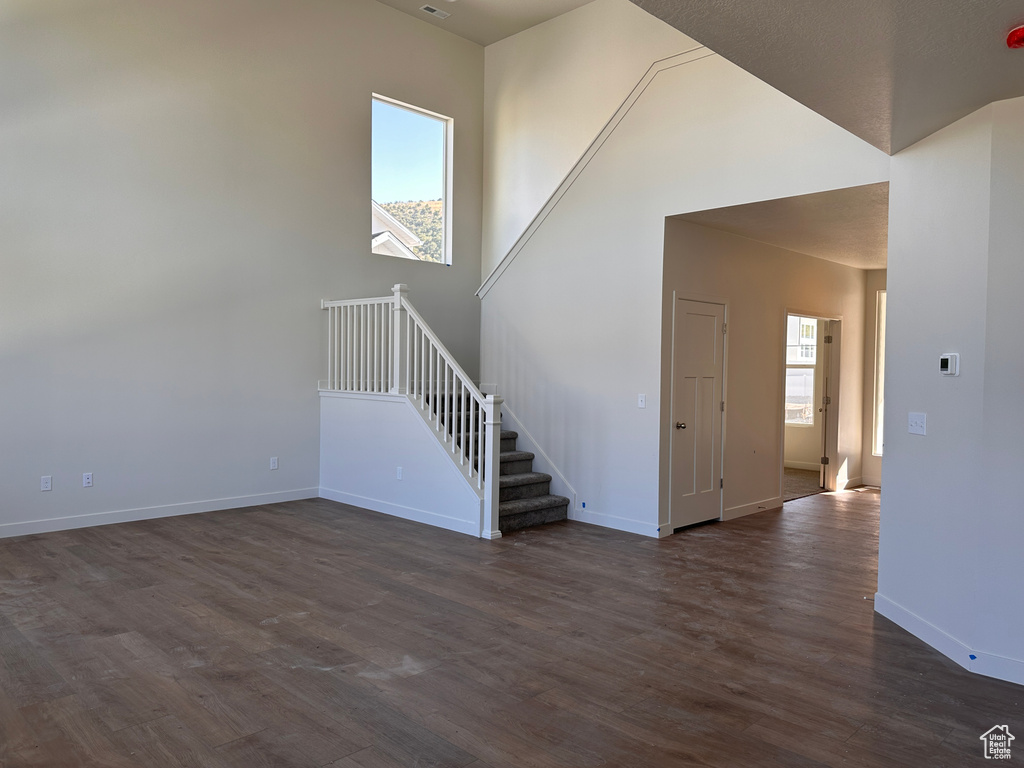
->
[40, 475, 52, 492]
[908, 412, 927, 436]
[82, 472, 93, 488]
[270, 457, 279, 470]
[396, 466, 403, 480]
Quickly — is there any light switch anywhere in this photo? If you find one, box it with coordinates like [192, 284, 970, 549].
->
[908, 412, 927, 436]
[638, 394, 646, 409]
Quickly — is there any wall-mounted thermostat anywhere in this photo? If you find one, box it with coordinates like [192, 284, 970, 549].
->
[939, 353, 960, 376]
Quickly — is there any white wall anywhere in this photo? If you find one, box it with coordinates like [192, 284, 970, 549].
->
[861, 269, 886, 486]
[877, 96, 1024, 686]
[0, 0, 484, 536]
[663, 223, 867, 522]
[978, 96, 1024, 679]
[480, 3, 889, 538]
[481, 0, 691, 276]
[319, 393, 483, 537]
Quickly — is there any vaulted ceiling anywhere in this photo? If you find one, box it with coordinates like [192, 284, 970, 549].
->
[374, 0, 1024, 153]
[630, 0, 1024, 153]
[374, 0, 1024, 269]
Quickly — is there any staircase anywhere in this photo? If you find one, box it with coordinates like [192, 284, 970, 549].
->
[321, 284, 570, 539]
[422, 394, 569, 534]
[498, 429, 569, 533]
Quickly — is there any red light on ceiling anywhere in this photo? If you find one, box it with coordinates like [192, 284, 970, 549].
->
[1008, 25, 1024, 48]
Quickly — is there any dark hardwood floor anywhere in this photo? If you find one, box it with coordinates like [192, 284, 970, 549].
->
[0, 489, 1019, 767]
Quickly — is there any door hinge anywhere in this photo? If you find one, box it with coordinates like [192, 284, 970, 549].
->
[822, 396, 831, 406]
[720, 477, 724, 489]
[824, 335, 833, 344]
[721, 401, 725, 412]
[722, 323, 727, 334]
[821, 456, 830, 465]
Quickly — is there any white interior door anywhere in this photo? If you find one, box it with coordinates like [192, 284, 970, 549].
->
[671, 299, 725, 529]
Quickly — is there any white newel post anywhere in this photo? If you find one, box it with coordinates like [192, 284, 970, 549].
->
[482, 394, 504, 539]
[391, 284, 408, 394]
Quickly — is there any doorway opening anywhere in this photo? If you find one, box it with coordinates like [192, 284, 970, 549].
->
[782, 313, 840, 502]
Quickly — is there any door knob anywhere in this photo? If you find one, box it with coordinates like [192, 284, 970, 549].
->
[676, 422, 686, 429]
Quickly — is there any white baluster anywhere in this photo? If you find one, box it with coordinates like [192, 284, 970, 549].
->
[460, 382, 467, 465]
[346, 306, 352, 390]
[327, 306, 334, 390]
[419, 326, 426, 407]
[444, 362, 450, 445]
[468, 397, 476, 482]
[404, 311, 411, 396]
[436, 349, 442, 429]
[335, 306, 341, 390]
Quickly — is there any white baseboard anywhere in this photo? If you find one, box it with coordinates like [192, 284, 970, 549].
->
[972, 649, 1024, 687]
[567, 506, 659, 538]
[838, 475, 863, 490]
[874, 593, 972, 671]
[862, 474, 882, 487]
[875, 592, 1024, 687]
[0, 488, 320, 540]
[318, 486, 479, 538]
[723, 496, 783, 521]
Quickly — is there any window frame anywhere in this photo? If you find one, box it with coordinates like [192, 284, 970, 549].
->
[371, 93, 454, 266]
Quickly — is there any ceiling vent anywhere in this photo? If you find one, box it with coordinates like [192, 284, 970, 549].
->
[420, 5, 450, 20]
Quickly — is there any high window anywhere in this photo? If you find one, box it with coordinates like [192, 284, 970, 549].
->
[371, 95, 452, 264]
[785, 315, 818, 425]
[873, 291, 887, 455]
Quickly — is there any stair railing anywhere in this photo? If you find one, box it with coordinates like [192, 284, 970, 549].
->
[321, 285, 503, 539]
[322, 294, 394, 393]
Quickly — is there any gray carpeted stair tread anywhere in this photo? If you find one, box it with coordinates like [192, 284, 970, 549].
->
[491, 426, 569, 533]
[499, 494, 570, 516]
[499, 472, 552, 488]
[499, 450, 535, 463]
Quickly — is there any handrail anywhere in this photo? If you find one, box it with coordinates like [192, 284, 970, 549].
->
[321, 285, 503, 539]
[476, 46, 713, 299]
[322, 296, 394, 308]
